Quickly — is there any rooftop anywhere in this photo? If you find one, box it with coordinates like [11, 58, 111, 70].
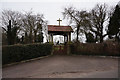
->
[48, 25, 73, 32]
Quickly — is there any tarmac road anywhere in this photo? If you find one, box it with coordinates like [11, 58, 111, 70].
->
[2, 55, 118, 78]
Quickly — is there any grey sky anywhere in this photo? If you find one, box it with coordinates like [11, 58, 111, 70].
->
[1, 0, 119, 25]
[0, 0, 119, 43]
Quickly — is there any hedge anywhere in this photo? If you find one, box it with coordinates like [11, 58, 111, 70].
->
[2, 43, 53, 65]
[70, 42, 120, 56]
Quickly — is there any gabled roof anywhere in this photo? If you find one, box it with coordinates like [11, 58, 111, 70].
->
[48, 25, 73, 32]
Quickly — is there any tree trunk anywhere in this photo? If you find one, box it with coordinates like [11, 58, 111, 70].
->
[25, 32, 28, 44]
[34, 31, 37, 42]
[100, 36, 103, 43]
[76, 24, 80, 42]
[7, 20, 12, 45]
[100, 25, 104, 43]
[29, 28, 33, 43]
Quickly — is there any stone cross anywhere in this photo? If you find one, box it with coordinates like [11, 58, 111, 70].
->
[57, 18, 62, 26]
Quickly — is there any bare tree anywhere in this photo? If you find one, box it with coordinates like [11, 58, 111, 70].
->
[1, 9, 48, 44]
[1, 10, 23, 44]
[63, 4, 111, 43]
[22, 11, 47, 43]
[2, 10, 22, 30]
[62, 7, 91, 42]
[89, 4, 109, 43]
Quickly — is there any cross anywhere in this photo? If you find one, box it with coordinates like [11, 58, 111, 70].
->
[57, 18, 62, 26]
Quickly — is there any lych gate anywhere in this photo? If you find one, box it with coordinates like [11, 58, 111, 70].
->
[48, 18, 73, 55]
[48, 25, 73, 43]
[48, 19, 73, 44]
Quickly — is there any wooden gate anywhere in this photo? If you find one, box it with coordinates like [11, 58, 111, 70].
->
[53, 45, 67, 55]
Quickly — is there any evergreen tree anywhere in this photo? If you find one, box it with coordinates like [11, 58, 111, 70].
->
[36, 32, 44, 43]
[85, 32, 96, 43]
[108, 4, 120, 42]
[3, 20, 19, 45]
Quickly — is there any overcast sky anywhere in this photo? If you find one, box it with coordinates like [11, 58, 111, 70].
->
[1, 0, 119, 25]
[0, 0, 119, 43]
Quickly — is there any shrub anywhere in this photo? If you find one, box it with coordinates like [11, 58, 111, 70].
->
[70, 42, 120, 56]
[2, 43, 53, 65]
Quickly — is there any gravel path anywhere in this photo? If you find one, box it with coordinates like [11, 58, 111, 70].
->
[2, 55, 118, 78]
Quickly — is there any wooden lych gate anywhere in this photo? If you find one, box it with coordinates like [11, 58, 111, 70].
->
[48, 18, 73, 55]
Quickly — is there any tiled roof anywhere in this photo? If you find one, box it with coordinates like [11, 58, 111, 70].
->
[48, 25, 73, 32]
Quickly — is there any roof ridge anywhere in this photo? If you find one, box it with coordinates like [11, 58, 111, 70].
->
[48, 25, 71, 27]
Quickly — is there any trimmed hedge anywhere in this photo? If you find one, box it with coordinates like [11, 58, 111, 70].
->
[2, 43, 53, 65]
[70, 42, 120, 56]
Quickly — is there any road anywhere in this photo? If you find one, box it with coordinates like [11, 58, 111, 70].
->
[2, 55, 118, 78]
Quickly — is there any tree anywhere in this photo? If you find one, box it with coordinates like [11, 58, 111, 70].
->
[1, 9, 22, 33]
[1, 9, 47, 44]
[22, 11, 47, 43]
[89, 4, 109, 43]
[2, 31, 7, 45]
[36, 32, 44, 43]
[1, 10, 22, 45]
[85, 32, 96, 43]
[62, 7, 90, 42]
[2, 20, 19, 45]
[108, 5, 120, 42]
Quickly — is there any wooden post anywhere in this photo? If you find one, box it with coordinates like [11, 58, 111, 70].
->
[67, 34, 68, 42]
[51, 34, 53, 43]
[48, 34, 51, 42]
[69, 33, 71, 42]
[64, 35, 65, 43]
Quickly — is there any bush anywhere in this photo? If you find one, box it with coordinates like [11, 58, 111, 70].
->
[70, 42, 120, 56]
[2, 43, 53, 65]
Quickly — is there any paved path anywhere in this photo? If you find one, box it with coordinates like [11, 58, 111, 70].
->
[2, 55, 118, 78]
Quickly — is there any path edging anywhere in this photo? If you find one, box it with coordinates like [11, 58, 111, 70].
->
[71, 54, 119, 59]
[3, 55, 51, 68]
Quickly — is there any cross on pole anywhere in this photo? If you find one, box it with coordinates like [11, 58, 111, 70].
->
[57, 18, 62, 26]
